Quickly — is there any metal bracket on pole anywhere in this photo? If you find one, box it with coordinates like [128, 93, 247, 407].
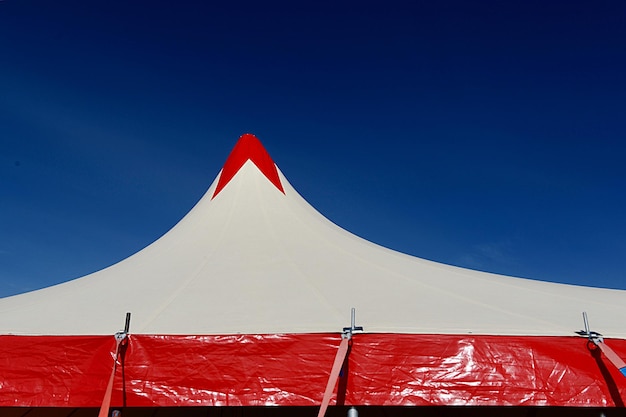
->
[115, 312, 131, 343]
[576, 311, 603, 345]
[342, 308, 363, 340]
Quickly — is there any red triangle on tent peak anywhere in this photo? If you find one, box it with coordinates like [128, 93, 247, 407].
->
[212, 134, 285, 199]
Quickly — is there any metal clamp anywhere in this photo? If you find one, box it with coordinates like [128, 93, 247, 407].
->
[115, 312, 131, 343]
[576, 311, 603, 345]
[342, 308, 363, 339]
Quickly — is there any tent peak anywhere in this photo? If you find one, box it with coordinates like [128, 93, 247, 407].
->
[212, 133, 285, 199]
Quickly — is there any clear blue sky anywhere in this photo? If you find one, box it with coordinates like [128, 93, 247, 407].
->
[1, 1, 625, 298]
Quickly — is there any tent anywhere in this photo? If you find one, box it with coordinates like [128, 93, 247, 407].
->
[1, 133, 625, 416]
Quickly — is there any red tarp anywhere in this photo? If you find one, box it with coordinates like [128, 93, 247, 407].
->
[1, 333, 625, 407]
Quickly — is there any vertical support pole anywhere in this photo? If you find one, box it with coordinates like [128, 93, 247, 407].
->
[98, 313, 131, 417]
[318, 308, 363, 417]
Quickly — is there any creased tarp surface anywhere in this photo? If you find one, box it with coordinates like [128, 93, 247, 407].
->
[1, 334, 625, 407]
[0, 336, 115, 406]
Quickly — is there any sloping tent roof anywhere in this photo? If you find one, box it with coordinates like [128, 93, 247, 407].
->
[1, 134, 625, 337]
[1, 134, 626, 410]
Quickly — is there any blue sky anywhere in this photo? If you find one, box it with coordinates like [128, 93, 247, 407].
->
[1, 1, 625, 297]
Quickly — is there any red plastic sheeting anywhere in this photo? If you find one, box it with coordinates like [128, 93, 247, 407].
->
[1, 333, 625, 408]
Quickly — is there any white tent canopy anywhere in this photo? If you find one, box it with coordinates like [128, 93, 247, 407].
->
[1, 134, 625, 337]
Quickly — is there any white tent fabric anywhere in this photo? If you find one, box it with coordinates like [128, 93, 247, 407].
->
[1, 140, 625, 337]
